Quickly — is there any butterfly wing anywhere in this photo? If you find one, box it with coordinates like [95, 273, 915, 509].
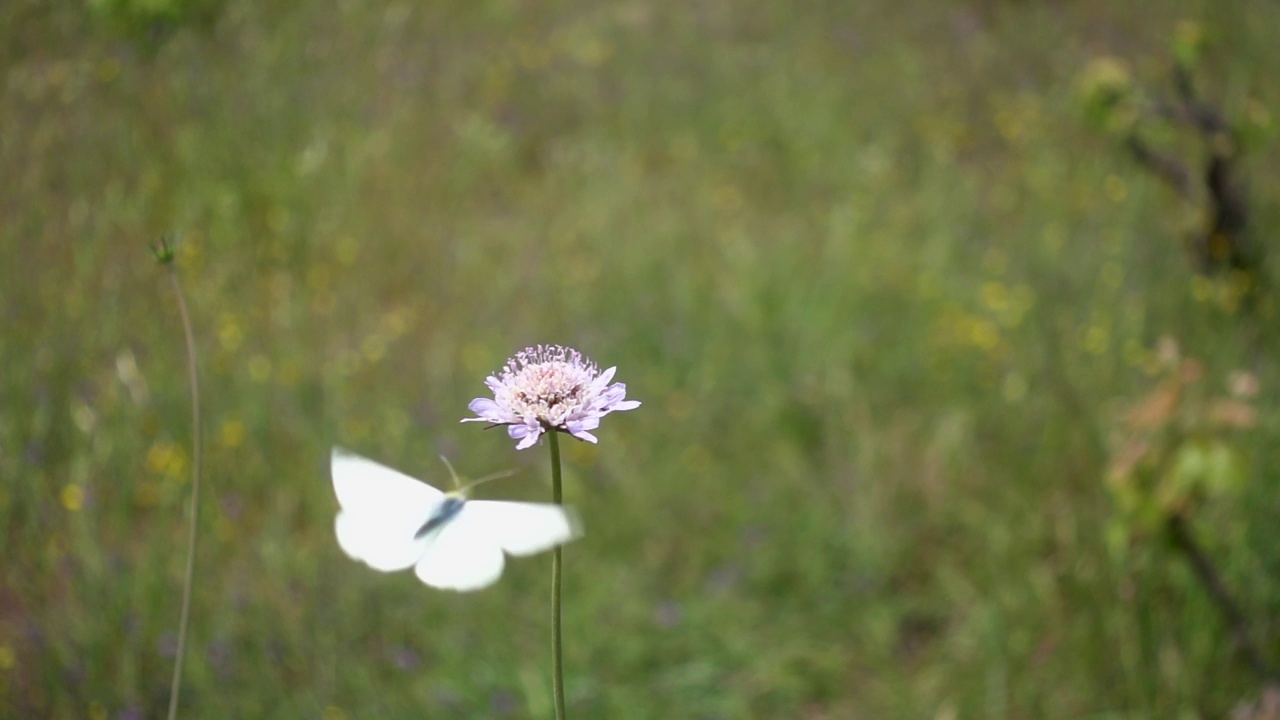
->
[331, 449, 583, 591]
[413, 516, 506, 592]
[330, 448, 444, 572]
[460, 500, 583, 557]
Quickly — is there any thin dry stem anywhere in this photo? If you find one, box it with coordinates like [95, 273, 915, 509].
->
[164, 264, 203, 720]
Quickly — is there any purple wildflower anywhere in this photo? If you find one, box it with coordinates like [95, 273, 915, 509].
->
[462, 345, 641, 450]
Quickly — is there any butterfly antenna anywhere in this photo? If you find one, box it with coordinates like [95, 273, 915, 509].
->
[438, 455, 518, 494]
[459, 468, 518, 494]
[438, 454, 463, 492]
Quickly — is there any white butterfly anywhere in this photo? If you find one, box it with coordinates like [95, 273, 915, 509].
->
[330, 447, 582, 592]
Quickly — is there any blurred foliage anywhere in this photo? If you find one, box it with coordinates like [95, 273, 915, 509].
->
[1106, 337, 1256, 539]
[1171, 19, 1208, 71]
[1079, 17, 1274, 297]
[86, 0, 225, 52]
[1079, 56, 1137, 135]
[3, 0, 1280, 718]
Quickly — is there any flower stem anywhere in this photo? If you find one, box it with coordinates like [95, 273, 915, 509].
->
[548, 430, 566, 720]
[163, 261, 203, 720]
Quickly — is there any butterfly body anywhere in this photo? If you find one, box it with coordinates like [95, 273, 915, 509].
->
[416, 495, 466, 539]
[331, 448, 581, 592]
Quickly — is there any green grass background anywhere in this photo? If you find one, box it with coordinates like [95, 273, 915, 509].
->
[3, 0, 1280, 717]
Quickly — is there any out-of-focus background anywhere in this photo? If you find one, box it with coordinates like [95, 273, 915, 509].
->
[3, 0, 1279, 717]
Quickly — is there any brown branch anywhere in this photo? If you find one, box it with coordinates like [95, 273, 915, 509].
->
[1173, 62, 1231, 136]
[1124, 134, 1193, 199]
[1166, 514, 1277, 683]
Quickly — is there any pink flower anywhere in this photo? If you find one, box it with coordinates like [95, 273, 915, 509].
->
[462, 345, 641, 450]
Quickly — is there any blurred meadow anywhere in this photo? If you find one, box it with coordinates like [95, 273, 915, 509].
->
[4, 0, 1280, 717]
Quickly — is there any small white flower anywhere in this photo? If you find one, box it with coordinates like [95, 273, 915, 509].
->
[462, 345, 641, 450]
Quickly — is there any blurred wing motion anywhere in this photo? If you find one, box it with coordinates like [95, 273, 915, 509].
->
[330, 448, 583, 591]
[331, 447, 443, 572]
[413, 515, 506, 592]
[462, 500, 583, 556]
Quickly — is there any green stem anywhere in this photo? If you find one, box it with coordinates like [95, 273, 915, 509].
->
[165, 264, 202, 720]
[548, 430, 566, 720]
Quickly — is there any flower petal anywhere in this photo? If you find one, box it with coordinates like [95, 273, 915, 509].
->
[464, 398, 517, 425]
[515, 431, 542, 450]
[594, 366, 617, 387]
[569, 428, 599, 444]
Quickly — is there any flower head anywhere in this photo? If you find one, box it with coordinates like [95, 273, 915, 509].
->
[462, 345, 641, 450]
